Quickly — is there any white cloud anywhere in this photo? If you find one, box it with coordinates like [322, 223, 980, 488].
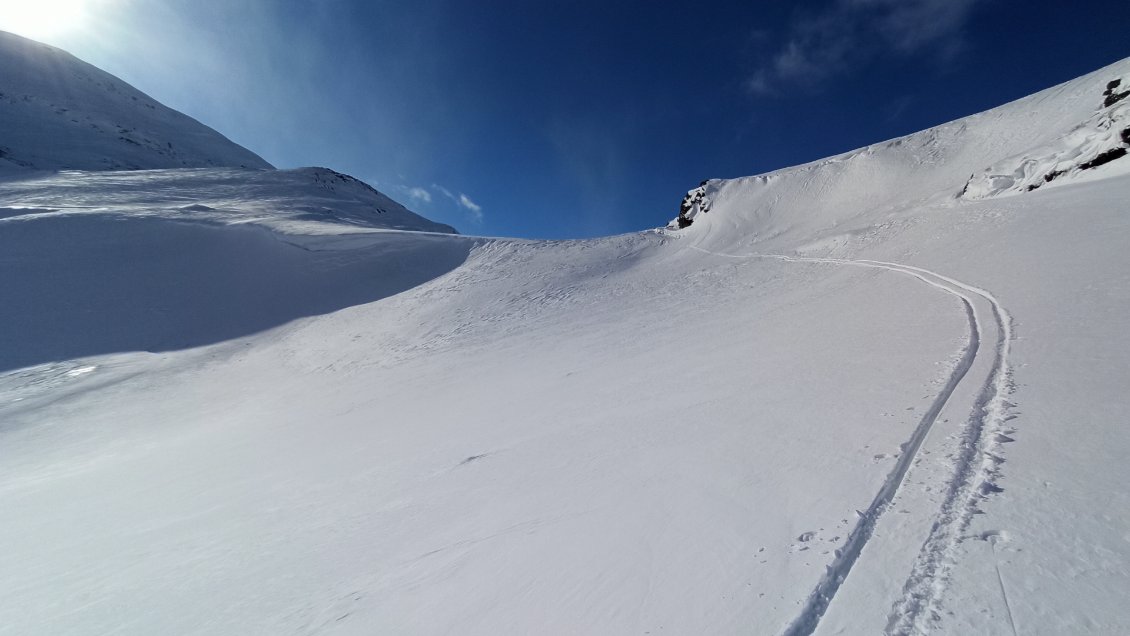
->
[748, 0, 978, 94]
[431, 184, 483, 222]
[431, 183, 456, 202]
[458, 194, 481, 212]
[458, 194, 482, 223]
[407, 186, 431, 204]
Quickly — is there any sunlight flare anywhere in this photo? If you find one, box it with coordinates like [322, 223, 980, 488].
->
[0, 0, 92, 39]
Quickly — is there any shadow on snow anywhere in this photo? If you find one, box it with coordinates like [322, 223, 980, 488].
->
[0, 215, 472, 372]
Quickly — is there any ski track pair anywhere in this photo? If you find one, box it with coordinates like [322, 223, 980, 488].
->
[689, 245, 1015, 636]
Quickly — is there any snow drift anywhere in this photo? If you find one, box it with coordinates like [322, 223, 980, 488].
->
[0, 212, 470, 373]
[0, 164, 461, 372]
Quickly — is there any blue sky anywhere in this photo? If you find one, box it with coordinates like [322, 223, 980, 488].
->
[5, 0, 1129, 238]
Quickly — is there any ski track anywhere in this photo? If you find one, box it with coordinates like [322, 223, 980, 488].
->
[687, 245, 1014, 636]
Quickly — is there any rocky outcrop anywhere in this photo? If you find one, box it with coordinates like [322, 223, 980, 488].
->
[672, 180, 713, 229]
[1104, 78, 1129, 108]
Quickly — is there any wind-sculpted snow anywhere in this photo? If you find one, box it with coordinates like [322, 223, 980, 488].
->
[0, 30, 272, 171]
[0, 213, 472, 372]
[0, 166, 457, 235]
[960, 72, 1130, 198]
[672, 58, 1130, 249]
[0, 167, 464, 372]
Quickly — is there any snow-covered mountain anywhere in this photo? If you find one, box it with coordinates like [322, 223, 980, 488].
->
[0, 28, 454, 240]
[0, 31, 273, 171]
[2, 32, 1129, 636]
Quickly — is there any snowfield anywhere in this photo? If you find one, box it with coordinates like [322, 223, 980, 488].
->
[2, 30, 1129, 636]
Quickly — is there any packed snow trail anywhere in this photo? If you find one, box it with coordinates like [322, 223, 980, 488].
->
[687, 245, 1014, 636]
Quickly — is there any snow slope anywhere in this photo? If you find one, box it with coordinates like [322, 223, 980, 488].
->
[0, 30, 272, 171]
[2, 43, 1129, 636]
[0, 166, 457, 372]
[674, 58, 1130, 252]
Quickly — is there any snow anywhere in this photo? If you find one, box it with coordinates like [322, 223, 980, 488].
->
[673, 59, 1130, 249]
[0, 232, 967, 634]
[960, 72, 1130, 198]
[2, 32, 1130, 636]
[0, 31, 272, 171]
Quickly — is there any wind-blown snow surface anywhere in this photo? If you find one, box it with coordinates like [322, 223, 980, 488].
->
[0, 166, 457, 372]
[0, 30, 272, 171]
[2, 57, 1129, 636]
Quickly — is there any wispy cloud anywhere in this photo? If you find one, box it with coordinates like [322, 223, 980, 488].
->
[431, 183, 455, 201]
[747, 0, 978, 95]
[458, 194, 482, 221]
[431, 184, 483, 223]
[406, 186, 431, 204]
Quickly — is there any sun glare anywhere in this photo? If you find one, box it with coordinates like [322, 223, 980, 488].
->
[0, 0, 91, 40]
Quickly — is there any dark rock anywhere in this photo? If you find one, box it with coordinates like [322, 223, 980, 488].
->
[1078, 147, 1128, 171]
[675, 184, 710, 229]
[1104, 91, 1129, 108]
[679, 195, 693, 215]
[1102, 78, 1128, 108]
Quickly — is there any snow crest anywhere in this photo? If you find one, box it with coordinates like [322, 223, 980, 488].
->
[960, 72, 1130, 199]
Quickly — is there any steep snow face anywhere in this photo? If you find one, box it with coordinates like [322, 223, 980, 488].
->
[0, 30, 272, 171]
[674, 57, 1130, 252]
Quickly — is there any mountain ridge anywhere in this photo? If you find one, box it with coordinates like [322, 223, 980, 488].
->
[0, 30, 456, 235]
[0, 30, 273, 172]
[673, 56, 1130, 249]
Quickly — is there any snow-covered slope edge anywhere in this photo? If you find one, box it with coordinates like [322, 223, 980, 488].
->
[0, 165, 462, 372]
[960, 71, 1130, 198]
[0, 166, 458, 235]
[673, 56, 1130, 251]
[0, 212, 472, 374]
[0, 30, 272, 171]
